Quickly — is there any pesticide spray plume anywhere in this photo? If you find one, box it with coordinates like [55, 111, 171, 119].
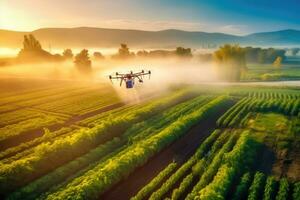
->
[0, 55, 220, 104]
[96, 57, 219, 103]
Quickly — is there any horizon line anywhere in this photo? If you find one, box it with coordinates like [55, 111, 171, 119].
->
[1, 26, 299, 37]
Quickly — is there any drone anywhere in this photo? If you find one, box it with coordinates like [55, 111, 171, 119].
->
[109, 70, 151, 88]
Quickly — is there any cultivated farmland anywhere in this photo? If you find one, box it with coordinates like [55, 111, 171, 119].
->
[0, 78, 299, 200]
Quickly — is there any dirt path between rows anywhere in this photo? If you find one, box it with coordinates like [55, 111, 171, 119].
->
[100, 101, 235, 200]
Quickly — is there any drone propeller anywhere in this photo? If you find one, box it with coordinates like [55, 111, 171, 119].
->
[109, 75, 113, 83]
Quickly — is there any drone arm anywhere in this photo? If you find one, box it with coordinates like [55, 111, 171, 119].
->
[109, 75, 123, 79]
[120, 78, 123, 86]
[136, 75, 143, 82]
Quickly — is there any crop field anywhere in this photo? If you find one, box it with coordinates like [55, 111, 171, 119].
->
[0, 78, 299, 200]
[243, 62, 300, 81]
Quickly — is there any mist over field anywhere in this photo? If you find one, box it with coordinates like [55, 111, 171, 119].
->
[0, 57, 218, 100]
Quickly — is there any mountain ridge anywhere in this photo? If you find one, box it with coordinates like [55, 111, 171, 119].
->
[0, 27, 299, 49]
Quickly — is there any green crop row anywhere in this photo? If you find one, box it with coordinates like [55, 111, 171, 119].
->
[0, 115, 66, 142]
[275, 178, 289, 200]
[196, 132, 260, 199]
[263, 176, 277, 200]
[130, 162, 177, 200]
[148, 130, 222, 200]
[43, 96, 229, 200]
[232, 172, 252, 200]
[247, 172, 266, 200]
[0, 90, 197, 195]
[8, 94, 210, 199]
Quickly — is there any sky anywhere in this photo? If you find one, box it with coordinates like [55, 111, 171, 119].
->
[1, 0, 300, 35]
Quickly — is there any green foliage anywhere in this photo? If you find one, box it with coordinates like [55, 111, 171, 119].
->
[232, 172, 252, 200]
[44, 96, 229, 200]
[275, 178, 289, 200]
[214, 44, 246, 81]
[130, 162, 177, 200]
[150, 129, 221, 200]
[273, 56, 282, 68]
[263, 176, 277, 200]
[0, 115, 65, 142]
[0, 127, 73, 163]
[7, 138, 123, 200]
[218, 91, 300, 129]
[217, 98, 250, 127]
[0, 90, 195, 194]
[2, 84, 299, 200]
[247, 172, 266, 200]
[244, 47, 286, 64]
[171, 173, 194, 200]
[196, 133, 260, 200]
[293, 182, 300, 200]
[186, 132, 238, 200]
[197, 164, 235, 200]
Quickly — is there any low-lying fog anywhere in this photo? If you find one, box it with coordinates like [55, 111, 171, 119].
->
[0, 57, 219, 102]
[0, 57, 218, 83]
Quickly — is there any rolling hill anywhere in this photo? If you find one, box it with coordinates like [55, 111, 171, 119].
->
[0, 27, 300, 49]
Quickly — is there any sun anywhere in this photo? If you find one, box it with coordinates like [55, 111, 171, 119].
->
[0, 2, 35, 31]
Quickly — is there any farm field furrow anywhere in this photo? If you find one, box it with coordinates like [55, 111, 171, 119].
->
[0, 78, 299, 200]
[0, 87, 202, 196]
[7, 94, 212, 199]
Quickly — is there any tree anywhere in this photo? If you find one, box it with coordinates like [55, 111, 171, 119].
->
[273, 56, 282, 68]
[137, 50, 149, 57]
[63, 49, 73, 59]
[244, 47, 286, 64]
[213, 44, 246, 81]
[175, 47, 192, 57]
[93, 51, 104, 60]
[23, 34, 42, 51]
[74, 49, 92, 74]
[17, 34, 63, 62]
[112, 44, 135, 59]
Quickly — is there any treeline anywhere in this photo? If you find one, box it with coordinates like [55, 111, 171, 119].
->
[199, 46, 287, 64]
[7, 34, 290, 66]
[14, 35, 192, 62]
[136, 46, 192, 58]
[244, 47, 286, 64]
